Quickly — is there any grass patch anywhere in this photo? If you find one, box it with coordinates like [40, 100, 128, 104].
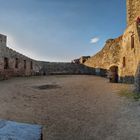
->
[118, 89, 140, 101]
[133, 94, 140, 101]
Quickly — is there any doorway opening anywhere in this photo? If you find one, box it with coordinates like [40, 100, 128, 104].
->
[109, 66, 118, 83]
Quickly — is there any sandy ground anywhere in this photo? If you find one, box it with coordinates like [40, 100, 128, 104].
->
[0, 75, 140, 140]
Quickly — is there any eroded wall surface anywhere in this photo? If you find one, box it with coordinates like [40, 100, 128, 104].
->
[84, 37, 122, 70]
[127, 0, 140, 26]
[0, 39, 95, 79]
[84, 22, 140, 83]
[0, 41, 37, 79]
[119, 23, 140, 83]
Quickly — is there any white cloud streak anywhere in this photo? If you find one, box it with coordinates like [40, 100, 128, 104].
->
[90, 37, 99, 44]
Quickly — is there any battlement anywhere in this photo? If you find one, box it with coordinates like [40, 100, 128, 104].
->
[0, 34, 7, 46]
[127, 0, 140, 26]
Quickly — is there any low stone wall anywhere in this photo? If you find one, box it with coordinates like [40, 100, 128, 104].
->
[39, 62, 95, 75]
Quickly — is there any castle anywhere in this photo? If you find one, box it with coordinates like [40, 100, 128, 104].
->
[0, 0, 140, 83]
[84, 0, 140, 84]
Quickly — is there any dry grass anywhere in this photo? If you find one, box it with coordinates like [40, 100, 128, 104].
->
[118, 89, 140, 101]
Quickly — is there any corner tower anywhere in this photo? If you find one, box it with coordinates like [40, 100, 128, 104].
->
[0, 34, 7, 46]
[127, 0, 140, 26]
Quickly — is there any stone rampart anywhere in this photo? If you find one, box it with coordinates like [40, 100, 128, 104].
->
[39, 62, 95, 75]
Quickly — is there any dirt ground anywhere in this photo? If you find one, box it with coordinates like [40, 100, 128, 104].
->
[0, 75, 140, 140]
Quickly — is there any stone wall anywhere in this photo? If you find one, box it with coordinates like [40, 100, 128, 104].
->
[39, 62, 95, 75]
[127, 0, 140, 26]
[0, 45, 96, 79]
[82, 0, 140, 83]
[84, 21, 140, 84]
[2, 0, 140, 83]
[0, 35, 38, 79]
[0, 34, 96, 79]
[119, 23, 139, 83]
[84, 37, 122, 70]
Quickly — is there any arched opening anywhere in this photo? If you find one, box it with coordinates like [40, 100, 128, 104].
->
[109, 66, 118, 83]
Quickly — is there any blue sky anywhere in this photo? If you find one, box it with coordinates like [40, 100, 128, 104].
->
[0, 0, 126, 62]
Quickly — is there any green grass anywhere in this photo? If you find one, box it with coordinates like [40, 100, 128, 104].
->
[118, 89, 140, 101]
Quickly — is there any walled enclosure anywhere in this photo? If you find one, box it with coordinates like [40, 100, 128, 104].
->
[0, 35, 95, 79]
[1, 0, 140, 82]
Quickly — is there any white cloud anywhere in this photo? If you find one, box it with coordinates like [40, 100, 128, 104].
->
[90, 37, 99, 44]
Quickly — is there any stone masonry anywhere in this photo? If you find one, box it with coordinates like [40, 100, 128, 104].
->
[0, 35, 95, 79]
[1, 0, 140, 83]
[0, 34, 38, 79]
[84, 0, 140, 84]
[127, 0, 140, 26]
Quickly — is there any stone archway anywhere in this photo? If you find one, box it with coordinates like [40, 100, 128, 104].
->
[109, 66, 118, 83]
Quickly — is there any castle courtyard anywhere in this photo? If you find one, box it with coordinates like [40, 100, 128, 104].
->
[0, 75, 139, 140]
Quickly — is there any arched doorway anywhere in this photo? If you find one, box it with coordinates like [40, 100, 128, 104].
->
[109, 66, 118, 83]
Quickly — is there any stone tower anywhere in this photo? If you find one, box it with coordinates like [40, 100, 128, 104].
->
[127, 0, 140, 26]
[0, 34, 7, 46]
